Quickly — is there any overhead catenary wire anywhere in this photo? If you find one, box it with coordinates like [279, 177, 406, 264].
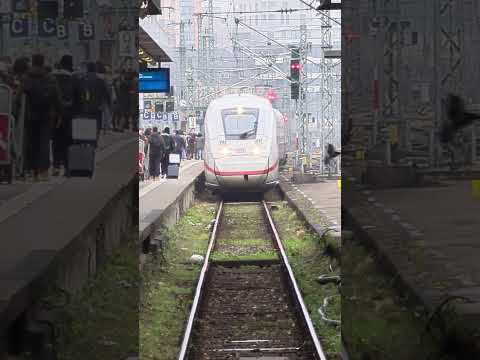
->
[194, 8, 314, 16]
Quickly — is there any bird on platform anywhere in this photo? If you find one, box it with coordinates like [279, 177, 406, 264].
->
[324, 143, 341, 166]
[440, 94, 480, 143]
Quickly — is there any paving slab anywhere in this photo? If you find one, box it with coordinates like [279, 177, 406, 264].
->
[139, 160, 204, 241]
[279, 174, 341, 257]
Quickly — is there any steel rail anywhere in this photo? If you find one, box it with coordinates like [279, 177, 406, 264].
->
[262, 200, 328, 360]
[177, 201, 224, 360]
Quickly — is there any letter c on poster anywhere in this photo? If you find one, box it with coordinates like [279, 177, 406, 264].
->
[10, 18, 29, 37]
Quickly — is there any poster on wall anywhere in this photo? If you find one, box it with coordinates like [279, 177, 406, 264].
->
[119, 31, 135, 57]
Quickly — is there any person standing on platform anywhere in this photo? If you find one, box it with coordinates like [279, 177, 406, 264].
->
[160, 127, 175, 178]
[22, 53, 60, 181]
[52, 54, 81, 176]
[196, 133, 204, 160]
[148, 127, 164, 180]
[173, 130, 186, 162]
[79, 62, 111, 141]
[187, 131, 196, 159]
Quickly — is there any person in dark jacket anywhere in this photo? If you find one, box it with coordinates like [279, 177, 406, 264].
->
[160, 127, 175, 178]
[113, 70, 132, 132]
[173, 130, 186, 162]
[196, 133, 204, 160]
[80, 62, 111, 141]
[52, 54, 81, 176]
[148, 127, 164, 180]
[22, 54, 60, 181]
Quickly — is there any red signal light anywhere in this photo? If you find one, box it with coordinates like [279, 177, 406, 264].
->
[291, 63, 300, 70]
[266, 90, 277, 102]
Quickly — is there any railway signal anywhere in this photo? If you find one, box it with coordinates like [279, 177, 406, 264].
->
[290, 47, 301, 100]
[290, 60, 300, 100]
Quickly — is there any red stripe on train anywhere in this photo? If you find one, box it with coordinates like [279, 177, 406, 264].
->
[204, 161, 278, 176]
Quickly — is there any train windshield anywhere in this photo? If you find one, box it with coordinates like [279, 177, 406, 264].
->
[221, 107, 259, 140]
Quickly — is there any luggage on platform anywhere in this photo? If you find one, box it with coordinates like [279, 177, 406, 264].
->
[167, 164, 179, 178]
[66, 117, 97, 177]
[66, 143, 95, 177]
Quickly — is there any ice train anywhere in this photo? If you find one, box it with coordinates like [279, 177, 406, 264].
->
[204, 94, 287, 192]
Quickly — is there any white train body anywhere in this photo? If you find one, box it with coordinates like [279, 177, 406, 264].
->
[204, 94, 286, 192]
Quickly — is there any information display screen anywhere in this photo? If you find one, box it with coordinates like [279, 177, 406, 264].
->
[139, 69, 170, 93]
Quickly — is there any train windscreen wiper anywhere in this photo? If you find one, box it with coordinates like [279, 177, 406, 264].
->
[239, 128, 256, 139]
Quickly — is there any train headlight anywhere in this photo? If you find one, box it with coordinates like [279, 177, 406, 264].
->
[221, 146, 231, 156]
[251, 145, 261, 155]
[236, 106, 244, 114]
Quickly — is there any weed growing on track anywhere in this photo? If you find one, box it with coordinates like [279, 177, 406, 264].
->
[140, 202, 215, 360]
[213, 204, 278, 261]
[270, 202, 341, 359]
[51, 239, 139, 360]
[342, 239, 459, 360]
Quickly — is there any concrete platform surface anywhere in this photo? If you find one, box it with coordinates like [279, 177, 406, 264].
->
[343, 177, 480, 353]
[279, 173, 341, 259]
[139, 160, 204, 241]
[0, 132, 137, 332]
[281, 174, 341, 228]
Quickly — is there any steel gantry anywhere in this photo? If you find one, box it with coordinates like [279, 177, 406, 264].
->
[296, 24, 309, 156]
[320, 9, 335, 154]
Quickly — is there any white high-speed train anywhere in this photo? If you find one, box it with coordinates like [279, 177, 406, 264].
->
[204, 94, 287, 192]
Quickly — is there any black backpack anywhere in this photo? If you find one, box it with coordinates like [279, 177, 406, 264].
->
[55, 73, 75, 110]
[27, 75, 52, 115]
[162, 134, 173, 152]
[150, 133, 165, 152]
[80, 75, 103, 114]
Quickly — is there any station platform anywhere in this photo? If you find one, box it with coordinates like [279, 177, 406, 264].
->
[139, 160, 204, 243]
[279, 171, 341, 255]
[0, 132, 137, 351]
[344, 176, 480, 354]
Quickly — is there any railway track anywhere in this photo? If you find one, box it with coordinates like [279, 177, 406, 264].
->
[178, 201, 328, 360]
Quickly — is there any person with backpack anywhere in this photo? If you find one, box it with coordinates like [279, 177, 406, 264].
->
[79, 62, 111, 142]
[96, 61, 113, 135]
[51, 54, 81, 176]
[196, 133, 204, 160]
[114, 70, 131, 132]
[22, 53, 60, 181]
[173, 130, 186, 162]
[160, 127, 175, 178]
[148, 127, 164, 180]
[187, 131, 196, 160]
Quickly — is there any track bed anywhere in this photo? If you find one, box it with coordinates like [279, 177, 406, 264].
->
[179, 201, 325, 360]
[188, 264, 314, 359]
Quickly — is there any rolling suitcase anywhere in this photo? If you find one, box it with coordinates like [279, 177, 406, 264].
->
[167, 153, 180, 179]
[167, 164, 179, 178]
[66, 117, 97, 178]
[67, 143, 95, 177]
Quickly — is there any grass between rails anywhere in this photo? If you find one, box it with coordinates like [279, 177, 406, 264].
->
[270, 202, 341, 359]
[140, 202, 215, 360]
[48, 239, 139, 360]
[342, 239, 458, 360]
[213, 204, 278, 261]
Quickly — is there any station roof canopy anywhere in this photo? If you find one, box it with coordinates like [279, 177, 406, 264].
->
[139, 24, 173, 63]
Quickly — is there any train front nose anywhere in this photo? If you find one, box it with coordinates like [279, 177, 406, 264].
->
[213, 157, 270, 190]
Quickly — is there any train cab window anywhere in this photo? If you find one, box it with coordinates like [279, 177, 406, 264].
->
[221, 108, 259, 140]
